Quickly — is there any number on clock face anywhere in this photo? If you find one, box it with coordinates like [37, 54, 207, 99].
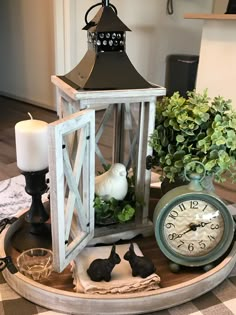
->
[163, 199, 224, 257]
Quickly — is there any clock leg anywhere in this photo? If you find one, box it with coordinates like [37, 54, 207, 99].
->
[203, 264, 214, 272]
[169, 262, 181, 273]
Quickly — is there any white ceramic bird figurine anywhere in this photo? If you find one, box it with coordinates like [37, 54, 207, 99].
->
[95, 163, 128, 201]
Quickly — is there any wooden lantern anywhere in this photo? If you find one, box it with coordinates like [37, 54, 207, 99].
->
[49, 1, 166, 271]
[50, 77, 165, 271]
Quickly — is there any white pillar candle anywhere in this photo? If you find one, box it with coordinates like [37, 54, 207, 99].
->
[15, 118, 49, 172]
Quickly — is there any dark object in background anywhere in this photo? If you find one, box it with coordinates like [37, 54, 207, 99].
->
[0, 217, 17, 234]
[124, 243, 156, 278]
[87, 244, 121, 282]
[0, 256, 18, 274]
[161, 176, 189, 196]
[165, 54, 199, 98]
[166, 0, 174, 15]
[225, 0, 236, 13]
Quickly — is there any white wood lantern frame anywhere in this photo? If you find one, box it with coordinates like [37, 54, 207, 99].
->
[48, 110, 95, 272]
[50, 75, 165, 270]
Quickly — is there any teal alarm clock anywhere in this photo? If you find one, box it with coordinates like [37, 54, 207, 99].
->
[153, 171, 235, 271]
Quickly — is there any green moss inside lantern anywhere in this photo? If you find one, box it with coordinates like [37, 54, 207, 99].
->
[149, 90, 236, 184]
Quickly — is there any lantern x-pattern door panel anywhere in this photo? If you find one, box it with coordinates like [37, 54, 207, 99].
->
[52, 75, 166, 243]
[48, 110, 95, 272]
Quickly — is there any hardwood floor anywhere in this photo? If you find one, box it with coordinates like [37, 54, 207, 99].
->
[0, 95, 236, 203]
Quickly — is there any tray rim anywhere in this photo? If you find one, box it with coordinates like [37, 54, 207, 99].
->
[1, 220, 236, 314]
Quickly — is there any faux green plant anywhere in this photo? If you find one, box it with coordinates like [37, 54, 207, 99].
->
[94, 195, 135, 224]
[149, 90, 236, 183]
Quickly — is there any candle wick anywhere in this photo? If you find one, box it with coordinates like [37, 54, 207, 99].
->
[28, 112, 33, 120]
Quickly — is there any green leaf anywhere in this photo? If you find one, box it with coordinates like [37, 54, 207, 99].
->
[173, 150, 185, 160]
[209, 150, 219, 159]
[117, 205, 135, 223]
[176, 135, 185, 143]
[204, 160, 217, 171]
[174, 160, 184, 168]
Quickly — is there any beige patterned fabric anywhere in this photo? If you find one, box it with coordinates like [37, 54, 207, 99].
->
[72, 243, 160, 294]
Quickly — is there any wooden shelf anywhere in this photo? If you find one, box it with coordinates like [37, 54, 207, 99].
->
[184, 13, 236, 20]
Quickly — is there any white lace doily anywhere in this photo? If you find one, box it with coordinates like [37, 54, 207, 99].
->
[0, 175, 32, 220]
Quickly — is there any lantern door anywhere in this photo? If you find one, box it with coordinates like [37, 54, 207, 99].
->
[48, 110, 95, 272]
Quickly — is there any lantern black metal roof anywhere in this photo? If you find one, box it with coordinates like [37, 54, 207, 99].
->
[59, 0, 154, 90]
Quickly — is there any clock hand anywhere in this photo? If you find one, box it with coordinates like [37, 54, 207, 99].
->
[171, 221, 211, 240]
[186, 222, 211, 229]
[172, 223, 199, 240]
[199, 221, 211, 227]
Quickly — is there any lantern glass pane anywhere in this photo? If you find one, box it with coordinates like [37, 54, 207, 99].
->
[95, 103, 139, 173]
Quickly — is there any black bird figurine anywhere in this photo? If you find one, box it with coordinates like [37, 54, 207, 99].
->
[87, 244, 121, 282]
[124, 243, 156, 278]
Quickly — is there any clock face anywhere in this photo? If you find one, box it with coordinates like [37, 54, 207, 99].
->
[163, 199, 225, 257]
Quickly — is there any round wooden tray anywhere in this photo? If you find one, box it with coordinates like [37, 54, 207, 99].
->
[1, 218, 236, 315]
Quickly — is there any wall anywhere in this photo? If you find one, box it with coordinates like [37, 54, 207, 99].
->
[0, 0, 213, 110]
[213, 0, 228, 13]
[61, 0, 213, 88]
[196, 18, 236, 109]
[0, 0, 55, 110]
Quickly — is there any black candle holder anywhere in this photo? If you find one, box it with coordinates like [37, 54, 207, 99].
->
[11, 168, 52, 252]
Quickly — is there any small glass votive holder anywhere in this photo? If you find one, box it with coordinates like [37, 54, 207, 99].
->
[17, 248, 53, 281]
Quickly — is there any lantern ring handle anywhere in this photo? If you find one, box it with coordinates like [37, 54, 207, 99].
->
[85, 2, 118, 26]
[184, 161, 206, 182]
